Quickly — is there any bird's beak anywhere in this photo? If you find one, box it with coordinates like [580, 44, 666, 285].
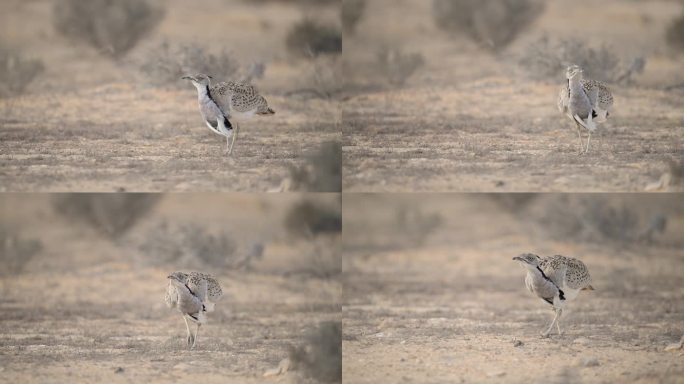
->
[512, 256, 523, 262]
[167, 275, 173, 279]
[181, 75, 193, 81]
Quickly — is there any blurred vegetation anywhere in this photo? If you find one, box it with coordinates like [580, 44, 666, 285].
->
[519, 35, 645, 83]
[248, 0, 337, 3]
[488, 194, 537, 213]
[528, 195, 670, 245]
[284, 200, 341, 238]
[139, 42, 247, 87]
[0, 225, 42, 275]
[301, 56, 342, 98]
[52, 194, 160, 239]
[288, 140, 342, 192]
[343, 202, 443, 252]
[432, 0, 544, 52]
[289, 321, 341, 383]
[394, 205, 443, 247]
[375, 47, 425, 86]
[0, 47, 44, 97]
[286, 19, 342, 57]
[666, 11, 684, 52]
[342, 0, 366, 35]
[300, 235, 341, 278]
[135, 220, 246, 269]
[53, 0, 164, 58]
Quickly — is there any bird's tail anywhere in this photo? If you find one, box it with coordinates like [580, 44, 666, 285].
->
[574, 114, 597, 132]
[583, 285, 595, 291]
[257, 107, 275, 115]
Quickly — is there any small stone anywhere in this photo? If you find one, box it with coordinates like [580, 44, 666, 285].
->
[487, 370, 506, 377]
[513, 340, 523, 347]
[114, 367, 124, 374]
[173, 363, 191, 371]
[664, 343, 682, 352]
[578, 357, 599, 367]
[573, 337, 591, 345]
[263, 358, 290, 377]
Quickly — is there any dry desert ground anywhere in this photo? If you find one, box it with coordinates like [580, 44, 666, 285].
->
[342, 0, 684, 192]
[342, 194, 684, 383]
[0, 194, 341, 383]
[0, 0, 340, 192]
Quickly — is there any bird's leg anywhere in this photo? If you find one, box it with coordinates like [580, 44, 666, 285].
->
[223, 134, 233, 155]
[575, 122, 583, 155]
[183, 315, 193, 348]
[227, 123, 240, 156]
[191, 323, 201, 350]
[542, 295, 562, 338]
[585, 130, 592, 154]
[555, 307, 564, 336]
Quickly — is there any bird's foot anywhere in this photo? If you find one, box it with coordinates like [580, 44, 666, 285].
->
[186, 334, 194, 349]
[540, 331, 551, 339]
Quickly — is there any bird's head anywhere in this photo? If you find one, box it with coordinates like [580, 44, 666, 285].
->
[181, 73, 213, 87]
[513, 253, 542, 270]
[167, 271, 186, 282]
[565, 65, 583, 80]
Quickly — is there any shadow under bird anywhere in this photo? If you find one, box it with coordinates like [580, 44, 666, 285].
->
[513, 253, 594, 337]
[557, 65, 614, 154]
[182, 74, 275, 156]
[165, 271, 223, 349]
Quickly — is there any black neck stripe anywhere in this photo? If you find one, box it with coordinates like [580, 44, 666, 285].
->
[536, 266, 565, 300]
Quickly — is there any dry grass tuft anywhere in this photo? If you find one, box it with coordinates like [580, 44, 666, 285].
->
[432, 0, 544, 52]
[342, 0, 366, 35]
[0, 48, 44, 97]
[53, 0, 164, 58]
[286, 19, 342, 57]
[288, 140, 342, 192]
[134, 220, 242, 269]
[666, 11, 684, 52]
[0, 226, 42, 275]
[289, 321, 342, 383]
[375, 47, 425, 86]
[518, 35, 628, 82]
[284, 200, 341, 238]
[52, 194, 161, 239]
[138, 42, 243, 87]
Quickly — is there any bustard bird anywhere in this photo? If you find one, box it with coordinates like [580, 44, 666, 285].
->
[165, 271, 223, 349]
[513, 253, 594, 337]
[557, 65, 613, 154]
[182, 73, 275, 156]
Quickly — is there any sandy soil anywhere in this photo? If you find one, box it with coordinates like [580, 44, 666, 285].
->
[0, 194, 341, 383]
[342, 0, 684, 192]
[0, 0, 340, 192]
[341, 194, 684, 383]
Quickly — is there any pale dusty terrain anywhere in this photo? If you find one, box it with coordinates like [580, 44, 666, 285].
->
[0, 0, 340, 192]
[342, 0, 684, 192]
[0, 194, 341, 383]
[342, 194, 684, 383]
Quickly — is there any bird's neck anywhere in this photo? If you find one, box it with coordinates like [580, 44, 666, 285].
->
[569, 75, 583, 92]
[193, 83, 211, 100]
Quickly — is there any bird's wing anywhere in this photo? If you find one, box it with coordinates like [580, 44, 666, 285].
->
[211, 81, 264, 113]
[208, 82, 232, 116]
[187, 277, 208, 304]
[586, 86, 599, 110]
[205, 276, 223, 301]
[597, 84, 614, 111]
[540, 256, 567, 291]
